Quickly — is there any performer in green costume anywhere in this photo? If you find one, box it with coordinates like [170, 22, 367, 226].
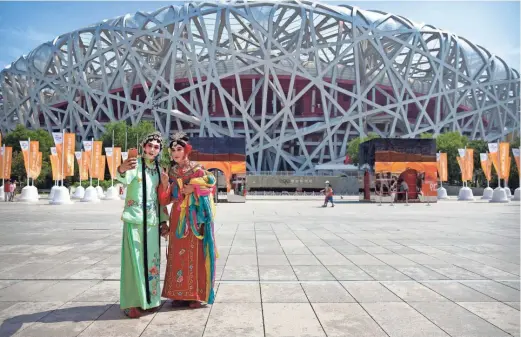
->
[116, 131, 169, 318]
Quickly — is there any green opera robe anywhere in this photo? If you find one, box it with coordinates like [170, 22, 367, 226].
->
[116, 157, 168, 310]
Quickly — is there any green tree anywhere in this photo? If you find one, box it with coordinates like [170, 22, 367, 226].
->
[467, 139, 488, 187]
[3, 125, 54, 188]
[435, 131, 468, 184]
[419, 132, 433, 139]
[347, 132, 380, 164]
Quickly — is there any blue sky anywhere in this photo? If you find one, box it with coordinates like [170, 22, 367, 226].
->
[0, 1, 519, 71]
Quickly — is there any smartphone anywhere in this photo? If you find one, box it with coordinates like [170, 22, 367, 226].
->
[128, 148, 138, 159]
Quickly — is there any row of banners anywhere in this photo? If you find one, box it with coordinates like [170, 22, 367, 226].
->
[0, 132, 126, 181]
[436, 142, 521, 182]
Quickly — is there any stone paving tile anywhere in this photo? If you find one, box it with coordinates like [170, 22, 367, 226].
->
[203, 303, 264, 337]
[257, 254, 290, 266]
[362, 302, 450, 337]
[344, 254, 387, 265]
[381, 281, 449, 302]
[285, 254, 322, 266]
[358, 265, 412, 281]
[221, 265, 259, 281]
[76, 303, 153, 337]
[457, 302, 520, 337]
[312, 303, 387, 337]
[0, 301, 64, 336]
[293, 265, 335, 281]
[263, 303, 325, 337]
[326, 265, 374, 281]
[460, 280, 520, 302]
[423, 264, 487, 280]
[0, 281, 58, 302]
[29, 280, 100, 302]
[215, 283, 261, 303]
[503, 302, 520, 310]
[410, 301, 511, 337]
[498, 280, 521, 290]
[395, 266, 450, 280]
[341, 281, 402, 302]
[259, 265, 297, 281]
[260, 283, 308, 303]
[420, 281, 497, 302]
[301, 282, 355, 303]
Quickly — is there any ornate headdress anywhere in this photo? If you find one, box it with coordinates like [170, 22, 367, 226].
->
[168, 131, 190, 149]
[141, 131, 163, 150]
[168, 131, 192, 158]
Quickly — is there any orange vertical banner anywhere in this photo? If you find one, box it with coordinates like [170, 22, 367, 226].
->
[1, 147, 12, 180]
[19, 141, 30, 176]
[82, 141, 92, 175]
[50, 154, 61, 181]
[464, 148, 474, 182]
[63, 133, 76, 177]
[480, 153, 492, 181]
[436, 153, 448, 182]
[105, 147, 122, 179]
[456, 156, 465, 181]
[498, 142, 510, 179]
[29, 141, 39, 179]
[98, 155, 106, 181]
[513, 149, 520, 173]
[81, 152, 90, 181]
[92, 141, 103, 179]
[33, 152, 42, 180]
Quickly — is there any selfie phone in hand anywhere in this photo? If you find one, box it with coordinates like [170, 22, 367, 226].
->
[128, 148, 138, 159]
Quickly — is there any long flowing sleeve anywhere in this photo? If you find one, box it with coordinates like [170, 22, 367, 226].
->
[116, 167, 138, 186]
[157, 183, 172, 206]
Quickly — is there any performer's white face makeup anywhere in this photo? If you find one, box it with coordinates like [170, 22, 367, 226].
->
[170, 144, 186, 164]
[143, 140, 161, 160]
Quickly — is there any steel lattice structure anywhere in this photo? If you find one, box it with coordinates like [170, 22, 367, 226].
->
[1, 0, 519, 174]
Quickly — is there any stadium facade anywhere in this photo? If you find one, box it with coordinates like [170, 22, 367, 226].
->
[1, 0, 519, 174]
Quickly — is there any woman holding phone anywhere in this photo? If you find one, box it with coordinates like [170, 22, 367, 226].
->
[116, 131, 169, 318]
[158, 132, 218, 309]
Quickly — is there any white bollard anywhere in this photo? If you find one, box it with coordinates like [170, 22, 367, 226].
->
[19, 185, 39, 202]
[457, 186, 474, 201]
[437, 187, 449, 200]
[81, 185, 100, 203]
[405, 192, 410, 206]
[490, 187, 509, 203]
[103, 186, 120, 200]
[504, 186, 512, 199]
[481, 187, 494, 200]
[0, 186, 4, 201]
[50, 186, 73, 205]
[513, 188, 521, 201]
[72, 186, 85, 199]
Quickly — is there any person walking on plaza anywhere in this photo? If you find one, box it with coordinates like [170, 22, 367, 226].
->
[158, 132, 218, 309]
[321, 181, 334, 207]
[3, 180, 10, 202]
[9, 180, 16, 202]
[116, 131, 169, 319]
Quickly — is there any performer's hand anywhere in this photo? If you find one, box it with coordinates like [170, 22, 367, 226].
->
[160, 171, 169, 188]
[119, 158, 137, 173]
[182, 184, 194, 195]
[160, 222, 169, 237]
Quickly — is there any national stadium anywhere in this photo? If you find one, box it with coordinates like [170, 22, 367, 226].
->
[0, 0, 519, 175]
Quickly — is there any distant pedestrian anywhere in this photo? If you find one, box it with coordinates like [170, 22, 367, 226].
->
[321, 181, 334, 207]
[3, 180, 10, 202]
[9, 180, 16, 202]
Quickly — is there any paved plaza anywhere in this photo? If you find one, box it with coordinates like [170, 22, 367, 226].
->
[0, 196, 519, 337]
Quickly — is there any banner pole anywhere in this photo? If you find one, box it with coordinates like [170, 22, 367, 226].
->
[90, 138, 94, 186]
[112, 129, 115, 187]
[27, 137, 31, 187]
[1, 144, 5, 189]
[61, 130, 65, 187]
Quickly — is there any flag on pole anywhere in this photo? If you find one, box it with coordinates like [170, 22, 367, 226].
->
[0, 146, 13, 180]
[436, 153, 448, 182]
[513, 149, 520, 174]
[63, 133, 76, 176]
[50, 147, 62, 181]
[105, 147, 122, 179]
[480, 153, 492, 181]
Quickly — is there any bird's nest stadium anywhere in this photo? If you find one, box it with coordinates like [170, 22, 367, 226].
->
[0, 0, 519, 174]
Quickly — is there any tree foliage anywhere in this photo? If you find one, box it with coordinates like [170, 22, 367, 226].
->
[347, 132, 380, 164]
